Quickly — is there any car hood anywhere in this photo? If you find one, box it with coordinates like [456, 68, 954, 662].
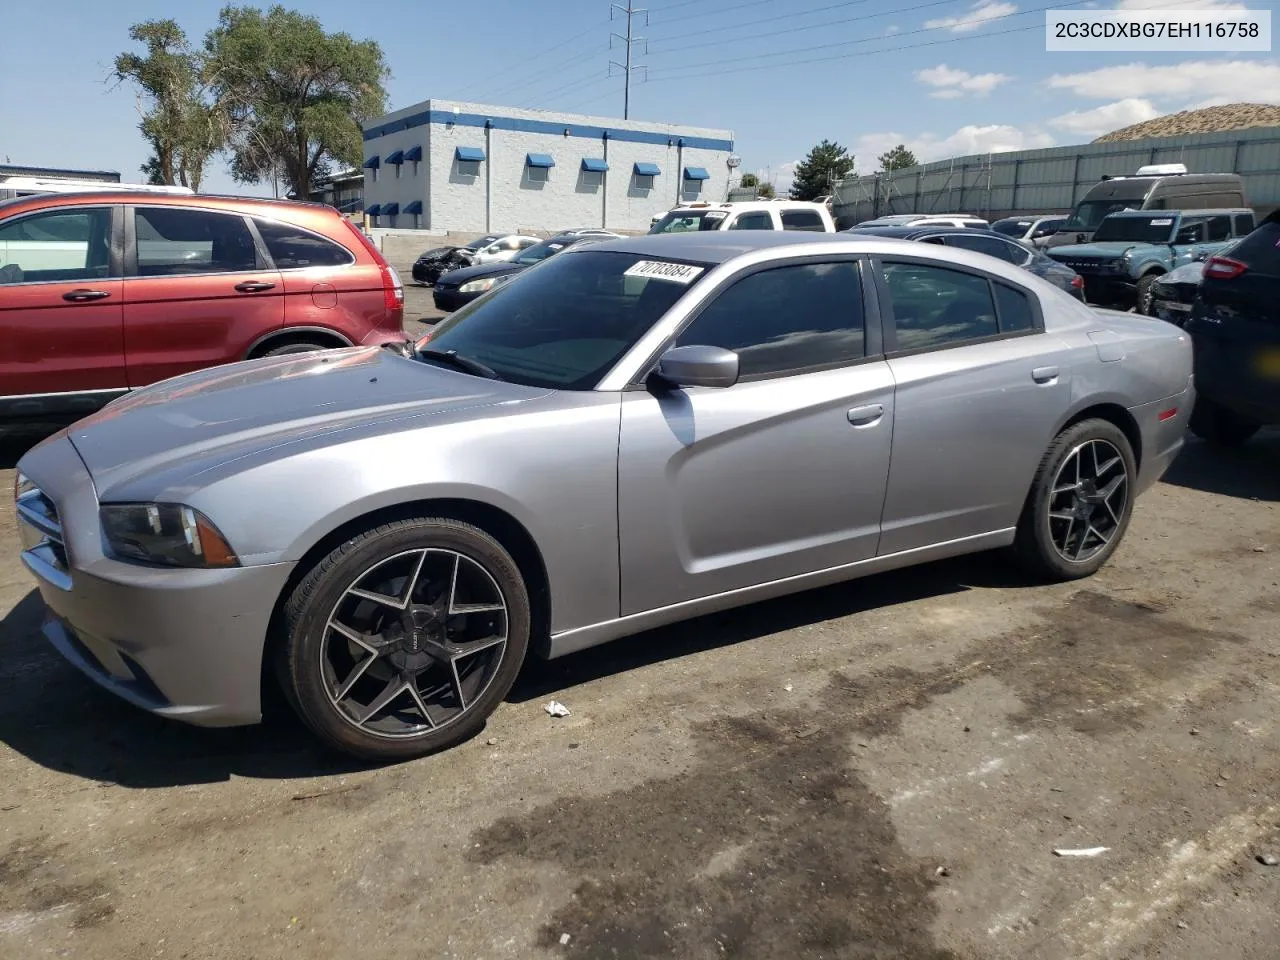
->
[65, 347, 551, 497]
[1047, 241, 1139, 260]
[416, 246, 461, 262]
[437, 260, 525, 285]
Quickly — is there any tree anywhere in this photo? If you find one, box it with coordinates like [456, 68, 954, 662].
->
[789, 140, 854, 201]
[757, 181, 776, 198]
[738, 172, 761, 188]
[878, 144, 918, 172]
[113, 19, 225, 191]
[206, 5, 389, 200]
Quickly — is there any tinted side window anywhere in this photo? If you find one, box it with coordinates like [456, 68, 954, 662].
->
[1175, 218, 1208, 244]
[780, 209, 826, 232]
[0, 207, 114, 284]
[254, 219, 353, 269]
[1205, 215, 1231, 242]
[993, 282, 1035, 333]
[728, 212, 774, 230]
[135, 207, 257, 276]
[1227, 220, 1280, 273]
[1233, 213, 1256, 236]
[676, 261, 864, 378]
[945, 234, 1024, 264]
[881, 262, 998, 351]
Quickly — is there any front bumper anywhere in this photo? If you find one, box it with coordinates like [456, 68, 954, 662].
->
[432, 286, 478, 312]
[15, 436, 295, 727]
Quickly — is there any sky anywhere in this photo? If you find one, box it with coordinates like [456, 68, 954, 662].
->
[1, 0, 1276, 196]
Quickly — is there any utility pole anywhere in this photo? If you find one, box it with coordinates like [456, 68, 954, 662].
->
[610, 2, 647, 119]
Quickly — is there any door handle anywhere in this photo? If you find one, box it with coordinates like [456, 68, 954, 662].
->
[234, 281, 276, 293]
[1032, 366, 1059, 384]
[847, 404, 884, 427]
[62, 289, 110, 302]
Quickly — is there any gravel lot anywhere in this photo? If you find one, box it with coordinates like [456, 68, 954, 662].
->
[2, 316, 1278, 957]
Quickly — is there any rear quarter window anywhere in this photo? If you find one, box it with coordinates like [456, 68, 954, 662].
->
[254, 218, 355, 269]
[780, 209, 827, 232]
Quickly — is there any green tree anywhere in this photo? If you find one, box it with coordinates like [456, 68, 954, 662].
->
[206, 5, 389, 200]
[757, 181, 776, 198]
[738, 172, 760, 188]
[877, 144, 918, 172]
[113, 19, 225, 191]
[789, 140, 854, 201]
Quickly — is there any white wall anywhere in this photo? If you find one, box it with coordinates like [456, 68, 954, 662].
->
[362, 99, 733, 234]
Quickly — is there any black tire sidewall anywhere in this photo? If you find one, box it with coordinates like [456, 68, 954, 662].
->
[262, 343, 326, 357]
[1017, 419, 1138, 581]
[283, 519, 530, 761]
[1136, 274, 1159, 315]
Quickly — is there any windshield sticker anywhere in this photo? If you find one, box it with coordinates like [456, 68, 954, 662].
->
[1150, 218, 1174, 226]
[624, 260, 705, 284]
[702, 211, 728, 221]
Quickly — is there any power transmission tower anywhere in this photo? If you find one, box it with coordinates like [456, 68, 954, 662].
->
[609, 3, 648, 119]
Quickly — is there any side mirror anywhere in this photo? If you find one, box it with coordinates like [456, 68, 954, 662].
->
[655, 344, 740, 389]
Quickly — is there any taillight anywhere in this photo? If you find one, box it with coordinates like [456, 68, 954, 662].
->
[1204, 255, 1247, 280]
[340, 218, 404, 318]
[1071, 275, 1083, 288]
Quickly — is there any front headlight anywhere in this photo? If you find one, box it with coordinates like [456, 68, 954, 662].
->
[100, 503, 239, 568]
[14, 471, 35, 502]
[459, 276, 507, 294]
[1110, 258, 1128, 269]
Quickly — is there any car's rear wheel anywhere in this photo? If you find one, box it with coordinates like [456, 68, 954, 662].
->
[277, 518, 530, 761]
[1188, 398, 1260, 447]
[260, 341, 330, 357]
[1014, 419, 1136, 581]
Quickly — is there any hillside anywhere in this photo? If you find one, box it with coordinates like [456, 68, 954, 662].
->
[1093, 103, 1280, 143]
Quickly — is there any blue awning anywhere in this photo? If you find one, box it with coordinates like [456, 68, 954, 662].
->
[382, 202, 400, 216]
[455, 146, 486, 162]
[403, 200, 423, 214]
[633, 162, 661, 177]
[362, 156, 380, 169]
[365, 203, 382, 216]
[404, 145, 423, 162]
[581, 157, 609, 172]
[683, 166, 711, 181]
[385, 149, 405, 165]
[526, 153, 556, 168]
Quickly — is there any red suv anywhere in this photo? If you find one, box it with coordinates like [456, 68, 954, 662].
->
[0, 192, 406, 426]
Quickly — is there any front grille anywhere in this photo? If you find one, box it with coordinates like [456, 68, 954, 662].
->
[16, 486, 69, 572]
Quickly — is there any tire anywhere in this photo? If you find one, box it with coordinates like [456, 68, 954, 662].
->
[1014, 418, 1138, 581]
[1135, 274, 1161, 315]
[1188, 398, 1260, 447]
[260, 341, 329, 357]
[277, 517, 530, 761]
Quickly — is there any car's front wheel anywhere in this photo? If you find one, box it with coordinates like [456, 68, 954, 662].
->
[1188, 398, 1260, 447]
[1014, 419, 1137, 581]
[277, 518, 530, 761]
[1135, 274, 1161, 315]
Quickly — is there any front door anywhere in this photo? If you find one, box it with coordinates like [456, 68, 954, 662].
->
[0, 204, 127, 420]
[872, 256, 1073, 555]
[617, 257, 893, 616]
[123, 205, 284, 386]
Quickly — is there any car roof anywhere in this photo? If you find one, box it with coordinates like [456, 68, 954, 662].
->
[575, 230, 890, 264]
[1104, 208, 1252, 218]
[846, 225, 1001, 239]
[668, 200, 827, 213]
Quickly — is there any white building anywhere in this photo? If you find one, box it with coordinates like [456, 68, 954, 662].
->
[360, 99, 735, 234]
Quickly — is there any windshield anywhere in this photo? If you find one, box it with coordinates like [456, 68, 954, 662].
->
[1093, 216, 1176, 244]
[513, 238, 573, 265]
[649, 210, 729, 234]
[466, 234, 502, 250]
[1064, 200, 1140, 232]
[418, 250, 712, 390]
[992, 218, 1032, 237]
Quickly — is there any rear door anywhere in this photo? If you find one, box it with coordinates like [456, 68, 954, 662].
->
[0, 203, 127, 419]
[123, 205, 284, 386]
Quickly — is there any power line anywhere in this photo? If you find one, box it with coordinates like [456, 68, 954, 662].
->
[610, 2, 649, 119]
[648, 0, 876, 45]
[467, 20, 609, 102]
[486, 46, 604, 106]
[645, 0, 776, 31]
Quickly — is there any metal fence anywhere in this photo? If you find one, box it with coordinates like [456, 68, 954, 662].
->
[831, 127, 1280, 227]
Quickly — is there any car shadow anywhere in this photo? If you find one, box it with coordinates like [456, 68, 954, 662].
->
[1161, 428, 1280, 502]
[0, 552, 1037, 788]
[1, 429, 59, 469]
[509, 550, 1038, 704]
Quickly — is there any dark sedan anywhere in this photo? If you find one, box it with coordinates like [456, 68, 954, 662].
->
[411, 234, 503, 285]
[432, 232, 619, 311]
[846, 225, 1085, 299]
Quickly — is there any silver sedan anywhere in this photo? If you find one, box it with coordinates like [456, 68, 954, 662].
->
[15, 232, 1195, 760]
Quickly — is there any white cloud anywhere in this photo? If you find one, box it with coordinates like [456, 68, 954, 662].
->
[1114, 0, 1247, 9]
[885, 24, 901, 35]
[915, 64, 1012, 98]
[1048, 98, 1161, 136]
[1047, 59, 1280, 104]
[853, 124, 1056, 165]
[924, 1, 1018, 33]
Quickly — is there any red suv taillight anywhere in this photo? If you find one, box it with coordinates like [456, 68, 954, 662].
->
[1070, 275, 1083, 288]
[1203, 255, 1247, 280]
[340, 219, 405, 319]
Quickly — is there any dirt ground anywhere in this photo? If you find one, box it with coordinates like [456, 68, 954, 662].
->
[2, 394, 1278, 957]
